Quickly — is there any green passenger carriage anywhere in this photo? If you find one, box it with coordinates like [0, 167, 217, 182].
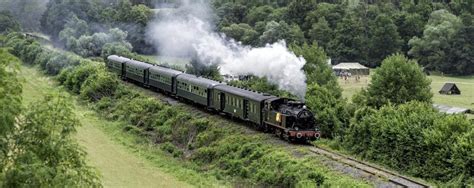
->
[212, 85, 276, 125]
[148, 66, 183, 93]
[176, 74, 221, 106]
[125, 60, 152, 84]
[106, 55, 128, 76]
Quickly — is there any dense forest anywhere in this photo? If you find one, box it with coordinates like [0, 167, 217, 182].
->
[1, 0, 472, 75]
[0, 0, 473, 187]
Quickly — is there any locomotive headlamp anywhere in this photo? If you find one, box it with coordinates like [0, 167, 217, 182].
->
[295, 127, 299, 131]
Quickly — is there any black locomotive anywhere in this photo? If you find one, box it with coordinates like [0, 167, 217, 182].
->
[107, 55, 321, 142]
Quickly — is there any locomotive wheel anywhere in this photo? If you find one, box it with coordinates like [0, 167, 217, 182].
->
[275, 129, 284, 139]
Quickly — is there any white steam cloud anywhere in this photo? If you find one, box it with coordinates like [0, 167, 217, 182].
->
[147, 1, 307, 98]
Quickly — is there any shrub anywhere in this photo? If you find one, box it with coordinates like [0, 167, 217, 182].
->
[355, 54, 432, 108]
[193, 136, 326, 186]
[80, 71, 118, 102]
[60, 60, 103, 93]
[344, 101, 473, 185]
[305, 83, 348, 138]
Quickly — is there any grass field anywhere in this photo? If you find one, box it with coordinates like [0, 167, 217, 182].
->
[338, 73, 474, 109]
[338, 72, 473, 120]
[19, 65, 223, 187]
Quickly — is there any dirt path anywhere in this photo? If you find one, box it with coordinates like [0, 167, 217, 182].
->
[20, 65, 192, 188]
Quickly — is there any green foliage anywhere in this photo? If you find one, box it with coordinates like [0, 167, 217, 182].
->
[58, 60, 103, 94]
[305, 84, 348, 138]
[368, 14, 402, 67]
[221, 23, 259, 46]
[291, 43, 346, 138]
[344, 101, 473, 185]
[244, 5, 274, 26]
[0, 48, 22, 166]
[40, 0, 99, 38]
[193, 136, 325, 186]
[329, 11, 367, 64]
[0, 0, 47, 31]
[444, 14, 474, 75]
[259, 21, 305, 45]
[291, 43, 342, 98]
[2, 94, 101, 187]
[185, 58, 223, 81]
[394, 11, 425, 53]
[62, 27, 132, 57]
[286, 0, 315, 26]
[355, 54, 432, 108]
[308, 17, 332, 50]
[229, 77, 293, 98]
[80, 70, 119, 102]
[408, 9, 463, 74]
[0, 11, 20, 33]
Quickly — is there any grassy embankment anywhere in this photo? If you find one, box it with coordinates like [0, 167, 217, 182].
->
[6, 33, 371, 187]
[19, 63, 371, 187]
[19, 65, 222, 187]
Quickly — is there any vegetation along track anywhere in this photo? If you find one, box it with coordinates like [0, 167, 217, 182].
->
[122, 78, 434, 187]
[309, 146, 431, 188]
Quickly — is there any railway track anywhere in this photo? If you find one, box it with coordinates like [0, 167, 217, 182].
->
[309, 146, 431, 188]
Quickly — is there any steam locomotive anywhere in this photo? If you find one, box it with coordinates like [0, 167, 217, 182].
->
[107, 55, 321, 142]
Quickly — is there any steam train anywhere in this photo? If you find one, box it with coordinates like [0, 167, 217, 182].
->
[106, 55, 321, 142]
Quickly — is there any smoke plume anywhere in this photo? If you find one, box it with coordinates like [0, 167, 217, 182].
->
[147, 1, 307, 98]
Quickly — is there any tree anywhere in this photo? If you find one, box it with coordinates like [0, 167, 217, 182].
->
[356, 54, 432, 108]
[0, 11, 20, 33]
[394, 12, 425, 53]
[221, 23, 259, 46]
[293, 44, 346, 138]
[329, 12, 368, 64]
[445, 14, 474, 75]
[215, 2, 247, 27]
[408, 9, 462, 73]
[40, 0, 99, 39]
[244, 5, 274, 26]
[305, 83, 347, 138]
[368, 14, 402, 67]
[185, 57, 222, 81]
[0, 49, 22, 169]
[2, 95, 101, 187]
[308, 17, 332, 50]
[304, 3, 343, 30]
[286, 0, 315, 26]
[259, 21, 305, 46]
[291, 43, 341, 98]
[0, 0, 48, 31]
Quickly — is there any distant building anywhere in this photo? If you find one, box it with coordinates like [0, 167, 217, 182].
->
[439, 83, 461, 95]
[332, 62, 370, 76]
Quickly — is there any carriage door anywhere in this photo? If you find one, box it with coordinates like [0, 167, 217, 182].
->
[243, 100, 249, 120]
[220, 93, 225, 110]
[143, 69, 149, 85]
[121, 63, 126, 78]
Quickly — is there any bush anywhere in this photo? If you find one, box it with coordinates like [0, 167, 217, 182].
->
[305, 83, 348, 138]
[80, 71, 118, 102]
[193, 136, 325, 186]
[355, 54, 432, 108]
[344, 101, 473, 185]
[160, 142, 183, 158]
[59, 60, 103, 94]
